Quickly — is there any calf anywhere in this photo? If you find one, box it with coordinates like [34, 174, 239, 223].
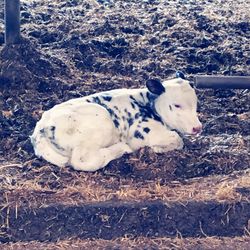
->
[31, 76, 202, 171]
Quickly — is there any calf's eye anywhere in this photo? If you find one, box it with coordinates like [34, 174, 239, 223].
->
[174, 104, 181, 108]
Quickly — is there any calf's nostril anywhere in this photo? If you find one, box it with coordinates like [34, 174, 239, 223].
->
[192, 126, 202, 134]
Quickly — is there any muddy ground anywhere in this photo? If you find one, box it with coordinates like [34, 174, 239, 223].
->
[0, 0, 250, 249]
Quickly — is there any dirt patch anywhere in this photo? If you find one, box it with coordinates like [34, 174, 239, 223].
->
[1, 200, 250, 243]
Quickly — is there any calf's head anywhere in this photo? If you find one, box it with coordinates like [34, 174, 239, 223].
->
[146, 77, 202, 135]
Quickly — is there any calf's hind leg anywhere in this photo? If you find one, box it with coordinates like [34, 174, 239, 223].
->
[70, 143, 132, 171]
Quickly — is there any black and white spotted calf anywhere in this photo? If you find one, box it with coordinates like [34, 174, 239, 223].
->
[31, 77, 202, 171]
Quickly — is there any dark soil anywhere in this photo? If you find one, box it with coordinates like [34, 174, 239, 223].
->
[1, 200, 250, 243]
[0, 0, 249, 247]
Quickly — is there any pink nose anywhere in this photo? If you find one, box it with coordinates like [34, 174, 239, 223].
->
[192, 125, 202, 134]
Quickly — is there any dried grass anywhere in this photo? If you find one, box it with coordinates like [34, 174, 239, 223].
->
[2, 236, 250, 250]
[1, 166, 249, 209]
[216, 183, 241, 201]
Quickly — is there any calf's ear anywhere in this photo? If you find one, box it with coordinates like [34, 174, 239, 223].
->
[146, 79, 165, 95]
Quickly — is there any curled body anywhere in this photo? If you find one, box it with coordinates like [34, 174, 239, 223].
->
[31, 77, 202, 171]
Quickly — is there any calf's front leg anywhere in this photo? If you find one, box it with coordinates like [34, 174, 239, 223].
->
[128, 120, 183, 153]
[150, 130, 183, 153]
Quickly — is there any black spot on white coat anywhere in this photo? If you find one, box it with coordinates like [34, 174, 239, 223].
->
[127, 117, 134, 127]
[143, 127, 150, 133]
[102, 95, 112, 102]
[113, 119, 120, 128]
[131, 102, 136, 109]
[134, 130, 144, 140]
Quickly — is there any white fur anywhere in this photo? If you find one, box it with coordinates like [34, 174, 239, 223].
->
[31, 78, 202, 171]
